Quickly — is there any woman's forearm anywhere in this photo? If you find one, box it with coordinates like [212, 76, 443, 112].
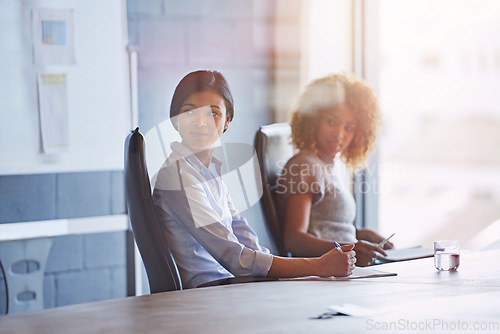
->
[284, 231, 335, 257]
[266, 256, 320, 278]
[267, 243, 357, 278]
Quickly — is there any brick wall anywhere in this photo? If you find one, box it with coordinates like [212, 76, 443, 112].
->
[43, 232, 126, 308]
[0, 172, 126, 314]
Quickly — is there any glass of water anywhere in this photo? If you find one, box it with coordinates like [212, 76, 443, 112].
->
[434, 240, 460, 271]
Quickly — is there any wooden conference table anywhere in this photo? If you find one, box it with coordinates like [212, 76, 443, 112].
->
[1, 249, 499, 333]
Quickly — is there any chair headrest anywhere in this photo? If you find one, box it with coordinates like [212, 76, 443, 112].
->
[256, 123, 294, 185]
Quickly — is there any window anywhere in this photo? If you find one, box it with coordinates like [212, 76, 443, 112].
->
[378, 0, 500, 249]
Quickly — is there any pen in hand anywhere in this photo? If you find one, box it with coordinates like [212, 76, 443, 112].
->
[377, 232, 395, 248]
[333, 241, 343, 253]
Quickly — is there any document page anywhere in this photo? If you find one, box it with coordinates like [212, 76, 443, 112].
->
[281, 266, 397, 281]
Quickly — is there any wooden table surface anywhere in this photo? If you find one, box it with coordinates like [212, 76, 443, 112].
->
[1, 249, 499, 334]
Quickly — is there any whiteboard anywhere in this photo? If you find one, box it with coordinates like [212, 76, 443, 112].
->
[0, 0, 131, 175]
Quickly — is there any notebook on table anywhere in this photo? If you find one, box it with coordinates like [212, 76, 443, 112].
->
[377, 246, 434, 263]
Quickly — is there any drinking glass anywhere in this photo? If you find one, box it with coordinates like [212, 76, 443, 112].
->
[434, 240, 460, 271]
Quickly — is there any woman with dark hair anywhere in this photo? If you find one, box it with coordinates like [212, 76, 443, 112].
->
[276, 73, 394, 267]
[153, 70, 356, 289]
[169, 70, 235, 129]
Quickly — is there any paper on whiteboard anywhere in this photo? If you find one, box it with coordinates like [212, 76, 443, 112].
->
[32, 8, 75, 64]
[37, 74, 69, 154]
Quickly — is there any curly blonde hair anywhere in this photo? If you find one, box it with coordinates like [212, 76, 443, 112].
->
[289, 73, 381, 168]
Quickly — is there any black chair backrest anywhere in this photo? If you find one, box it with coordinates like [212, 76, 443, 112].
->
[124, 128, 182, 293]
[254, 123, 294, 257]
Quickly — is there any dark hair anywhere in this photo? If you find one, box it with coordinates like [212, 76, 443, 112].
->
[170, 70, 234, 130]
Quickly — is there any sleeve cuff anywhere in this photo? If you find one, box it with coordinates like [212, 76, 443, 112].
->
[251, 251, 274, 277]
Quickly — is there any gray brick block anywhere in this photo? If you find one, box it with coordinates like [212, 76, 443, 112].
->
[127, 0, 163, 16]
[136, 67, 189, 133]
[55, 269, 112, 307]
[223, 69, 272, 118]
[0, 174, 56, 223]
[224, 112, 270, 145]
[187, 19, 254, 66]
[43, 274, 56, 309]
[56, 172, 111, 219]
[138, 20, 186, 66]
[45, 235, 84, 273]
[163, 0, 253, 19]
[110, 266, 127, 299]
[160, 0, 194, 16]
[127, 18, 140, 46]
[84, 232, 126, 269]
[110, 171, 125, 215]
[137, 68, 168, 116]
[139, 114, 168, 138]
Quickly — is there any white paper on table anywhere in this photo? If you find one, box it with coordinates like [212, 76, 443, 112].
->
[37, 73, 69, 154]
[32, 8, 75, 64]
[281, 266, 397, 281]
[328, 303, 386, 317]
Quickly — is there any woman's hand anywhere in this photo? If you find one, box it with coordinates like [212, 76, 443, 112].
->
[353, 240, 387, 267]
[356, 228, 394, 250]
[316, 244, 356, 277]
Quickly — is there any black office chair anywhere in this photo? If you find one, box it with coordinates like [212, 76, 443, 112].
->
[254, 123, 294, 257]
[125, 128, 276, 292]
[124, 128, 182, 293]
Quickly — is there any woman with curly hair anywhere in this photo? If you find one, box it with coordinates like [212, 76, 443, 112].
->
[275, 73, 394, 266]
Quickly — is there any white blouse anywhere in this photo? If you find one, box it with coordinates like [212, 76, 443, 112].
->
[153, 142, 273, 289]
